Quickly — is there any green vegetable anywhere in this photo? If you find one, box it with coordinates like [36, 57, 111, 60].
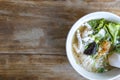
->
[118, 28, 120, 42]
[88, 18, 120, 44]
[88, 19, 100, 30]
[97, 68, 105, 73]
[105, 23, 120, 44]
[88, 18, 108, 43]
[88, 18, 105, 34]
[94, 35, 104, 43]
[115, 44, 120, 53]
[118, 28, 120, 36]
[97, 18, 105, 30]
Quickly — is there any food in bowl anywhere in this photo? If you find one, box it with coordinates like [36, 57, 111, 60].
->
[72, 18, 120, 73]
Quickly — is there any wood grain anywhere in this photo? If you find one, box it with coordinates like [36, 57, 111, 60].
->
[0, 55, 85, 80]
[0, 0, 119, 80]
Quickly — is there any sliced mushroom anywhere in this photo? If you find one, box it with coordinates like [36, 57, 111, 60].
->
[84, 42, 97, 55]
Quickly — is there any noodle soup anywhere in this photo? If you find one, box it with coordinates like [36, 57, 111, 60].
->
[72, 18, 120, 73]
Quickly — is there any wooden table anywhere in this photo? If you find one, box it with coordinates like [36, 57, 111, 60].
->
[0, 0, 119, 80]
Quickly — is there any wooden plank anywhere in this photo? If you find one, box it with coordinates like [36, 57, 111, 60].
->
[0, 0, 120, 54]
[0, 55, 86, 80]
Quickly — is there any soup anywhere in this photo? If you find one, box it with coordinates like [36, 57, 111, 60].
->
[72, 18, 120, 73]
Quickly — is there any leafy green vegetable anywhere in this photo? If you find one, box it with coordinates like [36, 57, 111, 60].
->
[88, 19, 100, 30]
[102, 31, 110, 41]
[88, 18, 120, 44]
[97, 18, 105, 30]
[88, 18, 105, 34]
[97, 68, 105, 73]
[104, 23, 120, 44]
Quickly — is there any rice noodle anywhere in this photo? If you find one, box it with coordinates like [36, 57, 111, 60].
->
[73, 30, 84, 54]
[76, 30, 83, 52]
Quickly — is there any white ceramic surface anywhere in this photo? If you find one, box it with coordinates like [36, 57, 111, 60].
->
[66, 11, 120, 80]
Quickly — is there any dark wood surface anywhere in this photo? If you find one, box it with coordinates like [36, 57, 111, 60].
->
[0, 0, 119, 80]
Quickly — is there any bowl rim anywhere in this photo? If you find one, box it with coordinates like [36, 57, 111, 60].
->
[66, 11, 120, 80]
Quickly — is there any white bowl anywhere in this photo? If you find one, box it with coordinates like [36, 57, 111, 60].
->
[66, 11, 120, 80]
